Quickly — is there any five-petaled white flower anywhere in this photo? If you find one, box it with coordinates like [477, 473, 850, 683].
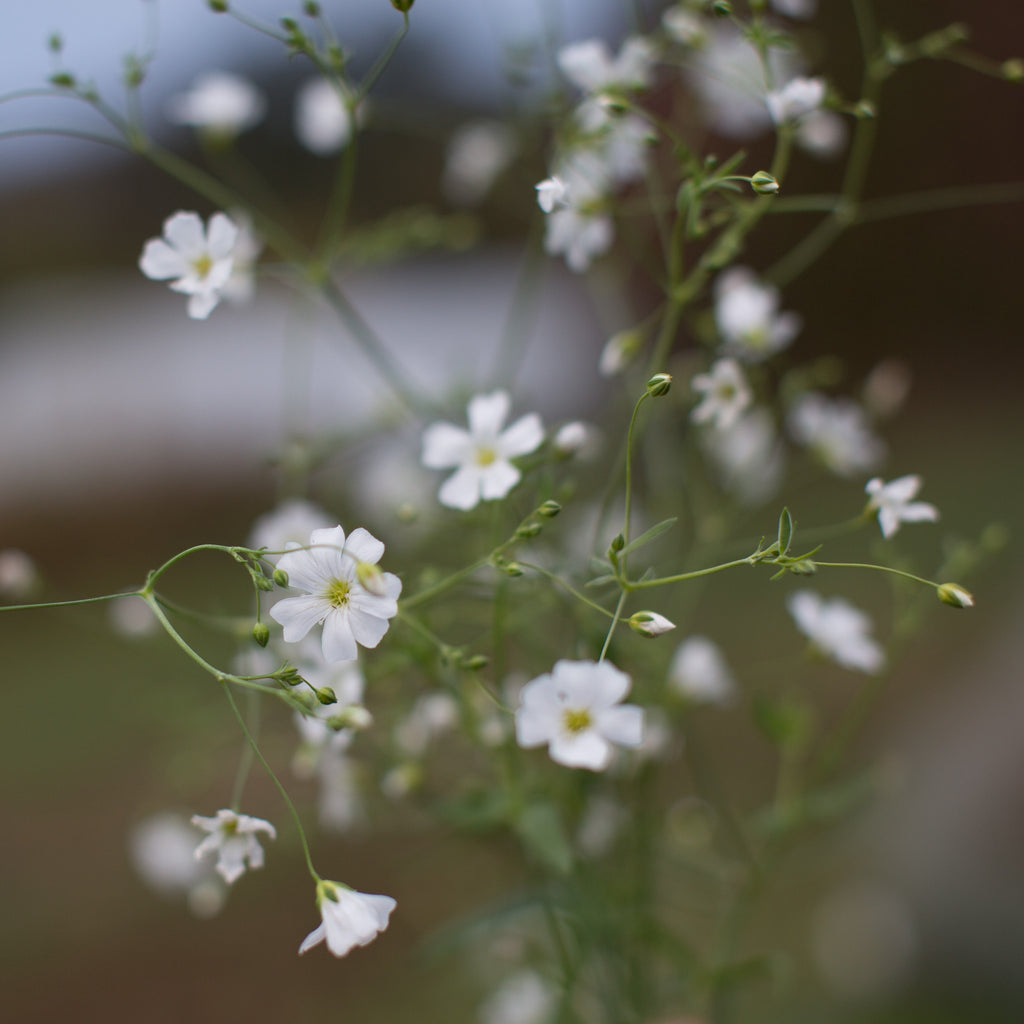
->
[514, 659, 644, 771]
[714, 267, 801, 361]
[299, 879, 396, 958]
[166, 71, 266, 138]
[690, 358, 752, 431]
[787, 591, 884, 674]
[421, 391, 544, 510]
[191, 808, 276, 885]
[865, 475, 939, 538]
[139, 210, 239, 320]
[269, 525, 402, 663]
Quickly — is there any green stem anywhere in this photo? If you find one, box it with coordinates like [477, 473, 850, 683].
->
[813, 561, 941, 590]
[598, 590, 628, 662]
[0, 591, 137, 613]
[625, 556, 753, 590]
[230, 689, 261, 811]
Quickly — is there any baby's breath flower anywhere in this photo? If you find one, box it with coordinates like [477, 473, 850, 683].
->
[295, 77, 362, 155]
[557, 36, 655, 96]
[249, 499, 334, 562]
[628, 611, 677, 637]
[714, 267, 801, 361]
[788, 393, 885, 477]
[299, 880, 396, 958]
[937, 583, 974, 609]
[480, 970, 557, 1024]
[787, 591, 884, 674]
[668, 636, 737, 705]
[539, 153, 615, 272]
[190, 808, 276, 884]
[690, 358, 752, 430]
[865, 475, 939, 538]
[443, 120, 516, 206]
[166, 71, 265, 138]
[0, 549, 39, 600]
[766, 76, 826, 125]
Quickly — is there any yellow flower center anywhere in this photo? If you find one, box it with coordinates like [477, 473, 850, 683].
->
[192, 252, 214, 280]
[475, 446, 498, 467]
[563, 708, 593, 734]
[326, 578, 352, 608]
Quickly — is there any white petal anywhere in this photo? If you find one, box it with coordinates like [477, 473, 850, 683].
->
[549, 730, 612, 770]
[186, 289, 221, 320]
[321, 611, 358, 662]
[162, 211, 207, 258]
[206, 213, 239, 259]
[270, 595, 328, 642]
[467, 391, 510, 438]
[438, 466, 483, 510]
[298, 923, 326, 955]
[597, 704, 644, 748]
[421, 422, 473, 469]
[515, 703, 554, 748]
[479, 460, 520, 501]
[139, 239, 187, 280]
[498, 413, 544, 458]
[899, 502, 939, 524]
[344, 527, 385, 565]
[346, 605, 391, 650]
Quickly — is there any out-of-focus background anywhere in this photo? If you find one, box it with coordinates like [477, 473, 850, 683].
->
[2, 1, 1023, 1021]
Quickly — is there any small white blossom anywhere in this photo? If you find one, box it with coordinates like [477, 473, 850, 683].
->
[191, 808, 276, 885]
[714, 267, 801, 361]
[269, 525, 402, 663]
[787, 591, 884, 674]
[249, 499, 334, 562]
[703, 406, 785, 505]
[109, 593, 158, 638]
[690, 358, 752, 431]
[316, 752, 366, 833]
[628, 610, 677, 637]
[535, 176, 568, 213]
[138, 210, 239, 320]
[862, 359, 912, 420]
[788, 393, 885, 477]
[422, 391, 543, 511]
[540, 154, 615, 272]
[767, 76, 826, 125]
[557, 36, 655, 95]
[865, 475, 939, 539]
[295, 77, 362, 155]
[599, 326, 644, 376]
[0, 549, 38, 600]
[515, 659, 644, 771]
[166, 71, 265, 138]
[299, 880, 396, 958]
[553, 421, 591, 457]
[480, 970, 557, 1024]
[443, 120, 516, 206]
[668, 636, 737, 705]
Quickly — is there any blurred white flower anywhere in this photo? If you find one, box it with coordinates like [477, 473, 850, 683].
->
[662, 8, 708, 47]
[249, 499, 334, 562]
[394, 691, 460, 757]
[109, 593, 158, 638]
[480, 970, 557, 1024]
[862, 359, 912, 420]
[191, 808, 277, 885]
[576, 794, 627, 858]
[166, 71, 265, 138]
[299, 880, 396, 958]
[219, 211, 263, 304]
[138, 210, 239, 320]
[443, 120, 516, 206]
[690, 358, 752, 431]
[668, 636, 737, 705]
[291, 657, 368, 778]
[553, 420, 592, 457]
[295, 77, 362, 155]
[714, 267, 801, 361]
[557, 36, 655, 95]
[316, 752, 366, 833]
[865, 475, 939, 539]
[788, 393, 885, 477]
[539, 154, 615, 272]
[599, 326, 644, 376]
[787, 591, 884, 673]
[766, 76, 825, 124]
[703, 406, 785, 505]
[0, 549, 38, 600]
[422, 391, 544, 510]
[796, 108, 848, 159]
[269, 525, 402, 663]
[515, 659, 644, 771]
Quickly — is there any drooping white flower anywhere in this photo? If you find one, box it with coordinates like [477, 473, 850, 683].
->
[557, 36, 656, 95]
[299, 879, 396, 958]
[421, 391, 544, 511]
[767, 76, 826, 124]
[865, 475, 939, 539]
[668, 636, 737, 705]
[714, 267, 801, 361]
[788, 393, 885, 477]
[787, 591, 884, 674]
[480, 970, 557, 1024]
[690, 358, 752, 431]
[703, 406, 785, 505]
[166, 71, 266, 138]
[249, 499, 334, 562]
[269, 525, 402, 663]
[190, 808, 277, 885]
[295, 77, 362, 155]
[138, 210, 239, 320]
[514, 659, 644, 771]
[443, 120, 517, 206]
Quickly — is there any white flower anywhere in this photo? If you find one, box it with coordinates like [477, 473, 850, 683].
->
[295, 77, 362, 155]
[443, 120, 516, 206]
[316, 752, 365, 832]
[422, 391, 544, 511]
[138, 210, 239, 320]
[269, 525, 402, 663]
[788, 393, 885, 477]
[166, 71, 265, 138]
[249, 499, 334, 562]
[557, 36, 655, 95]
[514, 659, 644, 771]
[668, 636, 737, 705]
[714, 267, 801, 360]
[540, 154, 615, 272]
[109, 593, 158, 638]
[627, 610, 677, 637]
[787, 591, 884, 673]
[662, 8, 708, 47]
[535, 176, 568, 213]
[690, 358, 752, 430]
[796, 108, 848, 158]
[299, 879, 396, 958]
[599, 326, 644, 376]
[291, 655, 368, 777]
[219, 211, 263, 304]
[703, 406, 785, 505]
[394, 691, 459, 757]
[553, 421, 591, 457]
[0, 549, 38, 599]
[865, 475, 939, 539]
[480, 970, 557, 1024]
[767, 76, 826, 124]
[190, 808, 276, 885]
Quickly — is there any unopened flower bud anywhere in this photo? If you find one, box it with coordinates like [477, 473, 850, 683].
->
[515, 523, 543, 539]
[254, 574, 276, 592]
[272, 568, 289, 588]
[356, 561, 388, 597]
[789, 560, 817, 575]
[646, 373, 673, 397]
[391, 0, 415, 11]
[749, 170, 780, 195]
[553, 422, 588, 457]
[316, 686, 338, 705]
[462, 654, 489, 671]
[280, 16, 300, 31]
[628, 611, 677, 637]
[1002, 59, 1024, 83]
[303, 1, 321, 14]
[537, 500, 562, 518]
[275, 667, 306, 687]
[48, 33, 63, 53]
[208, 0, 229, 11]
[49, 72, 76, 89]
[937, 583, 974, 609]
[854, 100, 876, 119]
[610, 533, 626, 553]
[503, 562, 524, 577]
[252, 622, 270, 647]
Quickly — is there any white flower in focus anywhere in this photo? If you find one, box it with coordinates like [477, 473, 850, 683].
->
[249, 499, 334, 562]
[788, 393, 885, 477]
[865, 475, 939, 539]
[299, 879, 396, 958]
[443, 120, 516, 206]
[515, 659, 644, 771]
[191, 808, 277, 885]
[295, 77, 361, 155]
[714, 267, 801, 361]
[0, 549, 38, 599]
[787, 591, 884, 673]
[269, 525, 402, 662]
[139, 210, 239, 320]
[557, 36, 655, 95]
[767, 76, 826, 124]
[703, 406, 785, 505]
[690, 358, 752, 431]
[166, 71, 266, 138]
[422, 391, 544, 510]
[772, 0, 818, 19]
[480, 970, 557, 1024]
[669, 636, 737, 705]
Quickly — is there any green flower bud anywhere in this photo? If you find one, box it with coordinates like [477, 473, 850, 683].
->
[48, 33, 63, 53]
[303, 1, 322, 14]
[789, 560, 817, 576]
[252, 622, 270, 647]
[504, 562, 524, 578]
[273, 568, 290, 588]
[610, 533, 626, 553]
[49, 72, 77, 89]
[646, 372, 673, 397]
[711, 1, 732, 16]
[937, 583, 974, 609]
[207, 0, 229, 11]
[537, 500, 562, 518]
[280, 16, 299, 31]
[356, 561, 388, 597]
[275, 666, 306, 687]
[515, 523, 543, 539]
[254, 575, 276, 592]
[749, 170, 780, 195]
[316, 686, 338, 705]
[327, 705, 373, 731]
[391, 0, 416, 11]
